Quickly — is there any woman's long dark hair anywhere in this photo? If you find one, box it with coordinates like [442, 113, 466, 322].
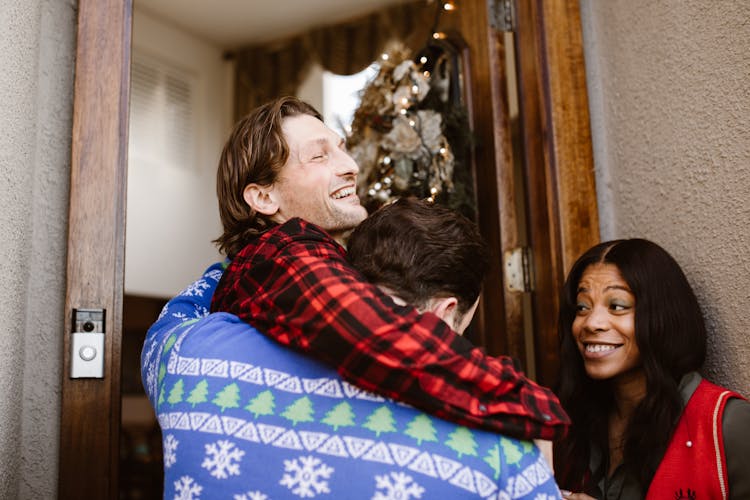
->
[554, 239, 706, 494]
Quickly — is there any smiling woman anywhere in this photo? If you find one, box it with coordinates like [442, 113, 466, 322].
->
[554, 239, 750, 500]
[572, 263, 639, 383]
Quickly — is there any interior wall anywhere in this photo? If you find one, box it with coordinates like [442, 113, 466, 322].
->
[0, 0, 76, 498]
[580, 0, 750, 394]
[296, 62, 324, 115]
[125, 7, 232, 298]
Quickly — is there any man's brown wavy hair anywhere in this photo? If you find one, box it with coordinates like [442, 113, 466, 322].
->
[214, 96, 322, 258]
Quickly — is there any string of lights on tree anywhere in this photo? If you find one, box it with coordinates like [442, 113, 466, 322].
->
[346, 0, 476, 219]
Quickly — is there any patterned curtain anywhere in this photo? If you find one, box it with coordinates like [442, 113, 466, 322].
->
[234, 1, 434, 119]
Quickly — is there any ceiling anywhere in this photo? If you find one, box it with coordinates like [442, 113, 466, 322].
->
[136, 0, 415, 49]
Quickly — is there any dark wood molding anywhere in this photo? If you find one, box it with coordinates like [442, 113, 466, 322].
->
[58, 0, 132, 498]
[442, 0, 527, 363]
[121, 295, 167, 395]
[514, 0, 600, 386]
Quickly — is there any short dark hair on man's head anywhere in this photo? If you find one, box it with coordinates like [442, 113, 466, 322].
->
[347, 198, 489, 317]
[214, 96, 322, 258]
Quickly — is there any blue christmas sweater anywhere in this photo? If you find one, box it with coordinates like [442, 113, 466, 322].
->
[141, 263, 562, 500]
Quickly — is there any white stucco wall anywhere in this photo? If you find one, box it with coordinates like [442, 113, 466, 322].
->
[580, 0, 750, 394]
[0, 0, 76, 498]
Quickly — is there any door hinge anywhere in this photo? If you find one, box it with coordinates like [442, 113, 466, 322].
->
[503, 247, 534, 292]
[489, 0, 517, 32]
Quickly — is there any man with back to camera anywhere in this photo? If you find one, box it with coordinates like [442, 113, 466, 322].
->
[142, 197, 561, 498]
[208, 95, 569, 441]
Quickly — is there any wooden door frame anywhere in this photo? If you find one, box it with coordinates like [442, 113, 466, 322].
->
[58, 0, 597, 495]
[58, 0, 131, 498]
[439, 0, 526, 363]
[514, 0, 600, 386]
[443, 0, 599, 386]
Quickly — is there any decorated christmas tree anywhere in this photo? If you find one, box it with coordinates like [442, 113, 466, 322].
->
[347, 41, 475, 218]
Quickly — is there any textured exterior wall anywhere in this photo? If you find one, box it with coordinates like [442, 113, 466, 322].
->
[580, 0, 750, 394]
[0, 0, 76, 498]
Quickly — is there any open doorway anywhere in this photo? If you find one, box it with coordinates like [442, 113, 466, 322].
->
[60, 0, 597, 496]
[120, 2, 424, 497]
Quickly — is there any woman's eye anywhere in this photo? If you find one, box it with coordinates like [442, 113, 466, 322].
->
[610, 302, 630, 312]
[575, 302, 589, 313]
[311, 152, 327, 161]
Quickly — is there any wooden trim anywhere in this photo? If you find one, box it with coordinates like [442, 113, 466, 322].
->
[121, 295, 167, 395]
[540, 0, 599, 271]
[514, 0, 599, 386]
[58, 1, 132, 498]
[445, 0, 526, 362]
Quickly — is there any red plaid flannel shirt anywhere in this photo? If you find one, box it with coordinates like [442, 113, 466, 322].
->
[211, 218, 570, 440]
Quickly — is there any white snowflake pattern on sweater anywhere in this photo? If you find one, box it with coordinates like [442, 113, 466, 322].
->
[279, 455, 334, 497]
[372, 471, 425, 500]
[164, 434, 179, 468]
[173, 475, 202, 500]
[201, 439, 244, 479]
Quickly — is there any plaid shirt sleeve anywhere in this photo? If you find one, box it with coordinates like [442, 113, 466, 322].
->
[211, 219, 570, 441]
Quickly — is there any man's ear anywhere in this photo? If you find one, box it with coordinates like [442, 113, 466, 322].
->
[428, 296, 459, 329]
[243, 183, 278, 216]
